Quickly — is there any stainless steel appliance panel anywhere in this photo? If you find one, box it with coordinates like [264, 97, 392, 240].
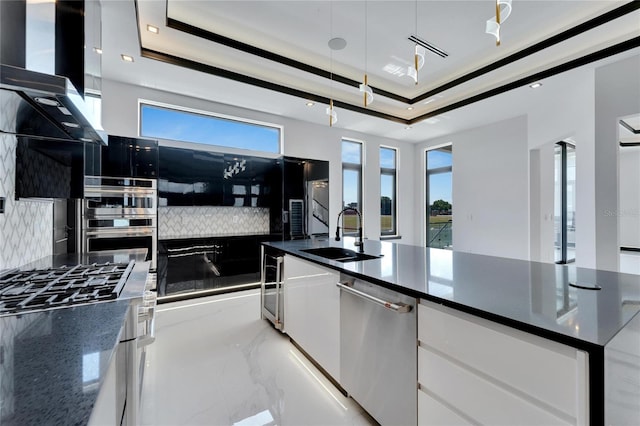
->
[260, 247, 284, 330]
[82, 176, 157, 270]
[339, 276, 417, 426]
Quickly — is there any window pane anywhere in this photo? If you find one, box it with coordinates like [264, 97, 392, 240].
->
[554, 145, 563, 262]
[343, 169, 360, 210]
[427, 147, 452, 169]
[427, 171, 452, 249]
[140, 104, 280, 153]
[380, 147, 396, 169]
[381, 173, 395, 234]
[342, 140, 362, 164]
[566, 145, 576, 262]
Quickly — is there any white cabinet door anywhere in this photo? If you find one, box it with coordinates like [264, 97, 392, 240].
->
[284, 255, 341, 381]
[418, 299, 588, 425]
[418, 387, 472, 426]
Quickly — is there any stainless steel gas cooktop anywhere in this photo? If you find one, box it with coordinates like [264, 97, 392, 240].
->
[0, 261, 134, 316]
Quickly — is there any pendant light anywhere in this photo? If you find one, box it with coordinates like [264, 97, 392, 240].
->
[407, 0, 426, 85]
[359, 0, 373, 107]
[326, 1, 338, 126]
[486, 0, 512, 46]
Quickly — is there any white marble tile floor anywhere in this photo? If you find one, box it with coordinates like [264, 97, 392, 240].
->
[140, 290, 375, 426]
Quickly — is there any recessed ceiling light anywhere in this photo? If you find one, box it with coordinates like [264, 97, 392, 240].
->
[424, 98, 436, 104]
[121, 54, 134, 62]
[306, 101, 314, 107]
[93, 47, 102, 55]
[407, 106, 414, 111]
[530, 82, 543, 89]
[147, 24, 159, 34]
[61, 121, 80, 128]
[405, 126, 412, 130]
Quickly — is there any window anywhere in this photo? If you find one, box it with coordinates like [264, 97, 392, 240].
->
[139, 102, 281, 154]
[342, 139, 363, 235]
[554, 141, 576, 263]
[426, 146, 452, 249]
[380, 147, 397, 236]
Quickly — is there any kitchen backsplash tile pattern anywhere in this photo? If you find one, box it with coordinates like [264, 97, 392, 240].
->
[0, 133, 53, 269]
[158, 206, 270, 239]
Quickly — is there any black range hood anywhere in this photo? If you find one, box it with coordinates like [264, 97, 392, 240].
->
[0, 63, 106, 144]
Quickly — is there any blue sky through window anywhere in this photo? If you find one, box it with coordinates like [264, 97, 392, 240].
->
[380, 147, 395, 169]
[427, 148, 452, 204]
[140, 104, 280, 153]
[342, 140, 361, 164]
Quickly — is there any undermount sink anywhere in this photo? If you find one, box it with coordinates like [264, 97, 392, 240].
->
[301, 247, 380, 263]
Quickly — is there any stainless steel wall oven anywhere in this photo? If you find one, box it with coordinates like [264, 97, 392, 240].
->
[82, 177, 157, 270]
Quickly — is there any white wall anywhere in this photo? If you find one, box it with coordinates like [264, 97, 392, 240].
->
[413, 65, 599, 267]
[595, 55, 640, 271]
[414, 116, 530, 260]
[526, 67, 596, 268]
[100, 79, 416, 245]
[619, 147, 640, 248]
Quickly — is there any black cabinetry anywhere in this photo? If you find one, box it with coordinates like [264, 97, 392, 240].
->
[157, 234, 280, 297]
[101, 135, 159, 178]
[15, 136, 85, 199]
[158, 146, 280, 209]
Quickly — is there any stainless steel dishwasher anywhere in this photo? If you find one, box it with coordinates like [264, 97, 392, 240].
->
[338, 274, 417, 426]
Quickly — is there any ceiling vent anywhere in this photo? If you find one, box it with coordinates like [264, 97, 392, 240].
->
[408, 35, 448, 58]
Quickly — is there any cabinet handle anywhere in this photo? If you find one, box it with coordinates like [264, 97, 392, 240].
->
[336, 281, 412, 313]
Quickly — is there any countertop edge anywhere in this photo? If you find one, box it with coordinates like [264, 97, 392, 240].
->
[263, 241, 612, 352]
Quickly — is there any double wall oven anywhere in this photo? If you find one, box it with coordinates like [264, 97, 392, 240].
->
[82, 176, 158, 271]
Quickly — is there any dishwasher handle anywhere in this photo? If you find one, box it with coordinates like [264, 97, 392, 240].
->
[337, 281, 412, 313]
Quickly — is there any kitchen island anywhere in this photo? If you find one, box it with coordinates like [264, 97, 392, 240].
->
[0, 250, 150, 425]
[263, 238, 640, 425]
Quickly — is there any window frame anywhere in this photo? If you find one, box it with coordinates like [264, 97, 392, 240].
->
[554, 140, 576, 264]
[342, 138, 364, 236]
[425, 144, 453, 248]
[380, 146, 398, 236]
[138, 99, 284, 155]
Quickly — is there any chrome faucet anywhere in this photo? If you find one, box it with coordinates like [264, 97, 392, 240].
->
[335, 207, 364, 253]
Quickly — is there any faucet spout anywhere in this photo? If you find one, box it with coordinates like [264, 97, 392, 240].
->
[335, 207, 364, 252]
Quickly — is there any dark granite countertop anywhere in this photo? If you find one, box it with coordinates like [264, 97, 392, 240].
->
[0, 299, 130, 425]
[11, 248, 149, 271]
[264, 238, 640, 350]
[0, 249, 150, 425]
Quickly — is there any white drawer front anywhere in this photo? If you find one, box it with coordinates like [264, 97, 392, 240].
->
[418, 301, 585, 419]
[418, 347, 572, 425]
[418, 387, 472, 426]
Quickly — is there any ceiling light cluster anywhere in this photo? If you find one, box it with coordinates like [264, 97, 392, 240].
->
[320, 1, 512, 127]
[486, 0, 513, 46]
